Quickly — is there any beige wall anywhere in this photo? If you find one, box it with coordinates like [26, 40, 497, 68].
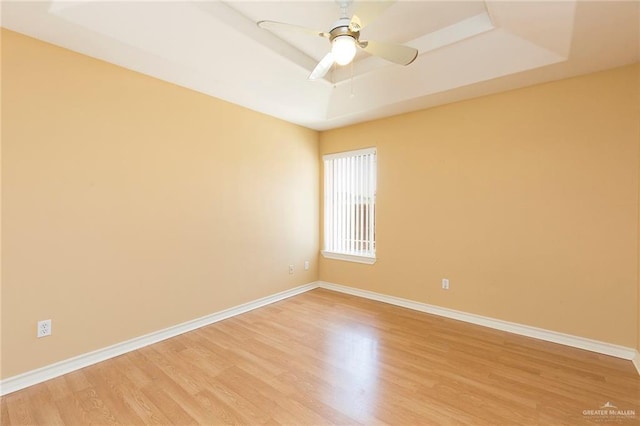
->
[1, 29, 319, 379]
[2, 26, 639, 381]
[320, 64, 640, 347]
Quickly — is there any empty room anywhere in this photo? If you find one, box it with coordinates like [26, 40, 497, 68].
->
[1, 0, 640, 424]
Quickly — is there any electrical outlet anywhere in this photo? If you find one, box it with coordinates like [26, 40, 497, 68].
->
[289, 264, 294, 274]
[442, 278, 450, 290]
[37, 319, 52, 338]
[304, 260, 310, 270]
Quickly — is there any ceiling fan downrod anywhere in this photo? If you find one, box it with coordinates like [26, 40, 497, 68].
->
[336, 0, 353, 19]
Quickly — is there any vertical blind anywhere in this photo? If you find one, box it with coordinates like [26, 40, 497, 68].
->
[323, 148, 377, 258]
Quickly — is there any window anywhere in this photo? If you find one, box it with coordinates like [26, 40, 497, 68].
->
[322, 147, 376, 264]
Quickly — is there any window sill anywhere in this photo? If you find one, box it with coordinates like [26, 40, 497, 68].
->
[321, 251, 376, 265]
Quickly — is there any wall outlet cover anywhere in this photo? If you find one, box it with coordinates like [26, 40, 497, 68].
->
[37, 319, 52, 338]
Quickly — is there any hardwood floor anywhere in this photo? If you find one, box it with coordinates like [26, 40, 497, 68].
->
[2, 288, 639, 425]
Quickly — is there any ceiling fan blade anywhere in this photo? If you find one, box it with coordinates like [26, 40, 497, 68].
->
[308, 52, 335, 81]
[349, 0, 395, 32]
[359, 40, 418, 65]
[257, 20, 329, 38]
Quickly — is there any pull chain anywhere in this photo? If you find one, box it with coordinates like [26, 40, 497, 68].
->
[349, 60, 355, 98]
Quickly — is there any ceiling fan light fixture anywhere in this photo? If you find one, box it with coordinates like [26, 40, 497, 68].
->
[331, 35, 357, 66]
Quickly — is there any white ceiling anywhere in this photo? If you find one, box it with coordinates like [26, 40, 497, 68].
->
[2, 1, 639, 131]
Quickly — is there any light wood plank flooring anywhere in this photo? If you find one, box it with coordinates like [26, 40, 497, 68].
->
[2, 288, 639, 425]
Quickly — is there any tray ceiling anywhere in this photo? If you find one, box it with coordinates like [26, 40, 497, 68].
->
[2, 1, 639, 130]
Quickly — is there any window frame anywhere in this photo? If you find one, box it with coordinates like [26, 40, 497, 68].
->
[321, 147, 377, 265]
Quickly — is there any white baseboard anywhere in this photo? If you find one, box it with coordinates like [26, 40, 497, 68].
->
[633, 351, 640, 376]
[0, 282, 317, 396]
[3, 280, 638, 395]
[317, 281, 638, 362]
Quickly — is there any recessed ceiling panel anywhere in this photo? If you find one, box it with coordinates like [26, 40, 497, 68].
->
[1, 0, 638, 130]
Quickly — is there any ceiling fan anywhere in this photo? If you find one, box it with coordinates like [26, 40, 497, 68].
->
[257, 0, 419, 81]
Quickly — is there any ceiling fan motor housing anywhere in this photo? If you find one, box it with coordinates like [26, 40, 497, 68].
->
[329, 17, 359, 43]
